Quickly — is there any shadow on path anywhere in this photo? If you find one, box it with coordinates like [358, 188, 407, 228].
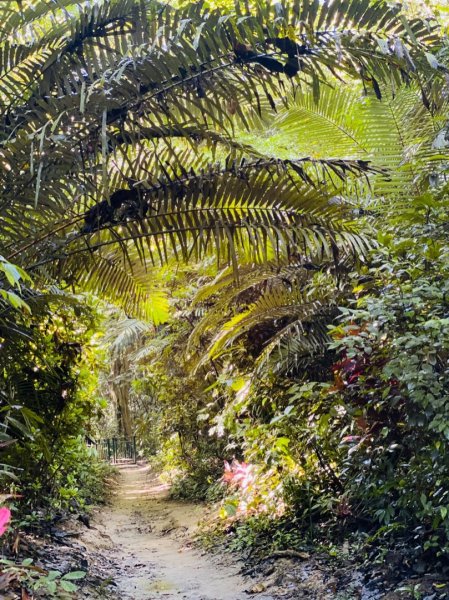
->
[83, 462, 274, 600]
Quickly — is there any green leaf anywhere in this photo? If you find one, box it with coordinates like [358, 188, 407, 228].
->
[224, 501, 238, 516]
[425, 52, 439, 69]
[62, 571, 86, 581]
[60, 580, 78, 592]
[46, 580, 57, 594]
[0, 290, 31, 313]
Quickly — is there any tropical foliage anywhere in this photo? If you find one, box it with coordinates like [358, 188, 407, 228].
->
[1, 0, 449, 593]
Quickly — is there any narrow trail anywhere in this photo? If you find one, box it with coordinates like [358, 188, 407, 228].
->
[83, 462, 275, 600]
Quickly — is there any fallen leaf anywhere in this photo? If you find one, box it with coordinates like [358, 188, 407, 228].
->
[246, 582, 266, 594]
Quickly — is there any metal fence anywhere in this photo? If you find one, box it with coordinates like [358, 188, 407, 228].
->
[91, 436, 137, 463]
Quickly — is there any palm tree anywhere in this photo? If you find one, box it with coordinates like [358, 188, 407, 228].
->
[0, 0, 446, 416]
[0, 1, 442, 301]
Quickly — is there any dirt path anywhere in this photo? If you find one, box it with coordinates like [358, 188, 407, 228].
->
[83, 462, 275, 600]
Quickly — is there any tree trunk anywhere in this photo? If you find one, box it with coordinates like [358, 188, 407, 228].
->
[109, 356, 133, 438]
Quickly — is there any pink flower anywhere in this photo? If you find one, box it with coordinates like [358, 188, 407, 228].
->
[223, 460, 252, 488]
[0, 507, 11, 536]
[341, 435, 361, 444]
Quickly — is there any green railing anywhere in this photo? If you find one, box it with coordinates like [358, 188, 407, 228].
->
[92, 436, 137, 464]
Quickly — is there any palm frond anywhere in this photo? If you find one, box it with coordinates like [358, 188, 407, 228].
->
[0, 0, 444, 321]
[67, 248, 170, 324]
[0, 0, 440, 218]
[104, 317, 154, 356]
[186, 260, 341, 375]
[242, 85, 446, 199]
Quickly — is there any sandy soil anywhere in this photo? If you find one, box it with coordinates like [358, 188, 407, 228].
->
[81, 462, 276, 600]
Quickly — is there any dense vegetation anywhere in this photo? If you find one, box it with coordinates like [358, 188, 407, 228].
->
[1, 0, 449, 591]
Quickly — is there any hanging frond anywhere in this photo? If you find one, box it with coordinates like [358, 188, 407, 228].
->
[67, 248, 170, 324]
[187, 260, 342, 375]
[8, 153, 374, 279]
[0, 0, 445, 321]
[242, 85, 444, 199]
[0, 0, 441, 230]
[253, 317, 333, 376]
[104, 317, 154, 357]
